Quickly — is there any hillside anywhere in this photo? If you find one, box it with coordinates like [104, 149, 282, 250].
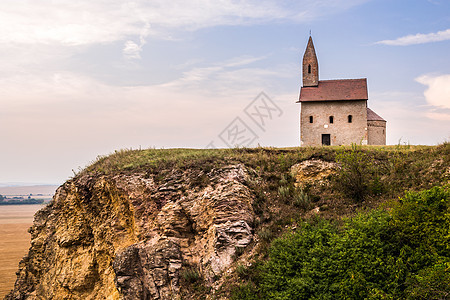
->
[6, 144, 450, 299]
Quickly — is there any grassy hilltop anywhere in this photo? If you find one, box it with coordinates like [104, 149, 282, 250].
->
[82, 143, 449, 213]
[78, 143, 449, 299]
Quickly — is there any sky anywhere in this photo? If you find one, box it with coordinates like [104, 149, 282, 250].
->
[0, 0, 449, 185]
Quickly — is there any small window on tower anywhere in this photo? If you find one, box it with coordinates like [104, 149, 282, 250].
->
[348, 115, 353, 123]
[308, 64, 311, 74]
[309, 116, 313, 123]
[329, 116, 334, 124]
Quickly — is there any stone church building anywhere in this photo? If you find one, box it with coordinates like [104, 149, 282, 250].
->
[297, 37, 386, 146]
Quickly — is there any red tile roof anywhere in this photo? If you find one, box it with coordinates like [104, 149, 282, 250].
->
[367, 108, 386, 121]
[298, 78, 368, 102]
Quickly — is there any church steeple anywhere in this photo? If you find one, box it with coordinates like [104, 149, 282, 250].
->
[302, 36, 319, 87]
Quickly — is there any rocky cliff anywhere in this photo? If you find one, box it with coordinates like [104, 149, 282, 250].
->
[6, 145, 449, 299]
[7, 162, 255, 300]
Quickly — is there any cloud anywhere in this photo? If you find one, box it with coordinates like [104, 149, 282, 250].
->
[416, 74, 450, 109]
[123, 41, 143, 59]
[0, 2, 138, 45]
[161, 55, 288, 97]
[425, 111, 450, 121]
[0, 0, 369, 75]
[376, 28, 450, 46]
[0, 0, 368, 47]
[123, 21, 150, 59]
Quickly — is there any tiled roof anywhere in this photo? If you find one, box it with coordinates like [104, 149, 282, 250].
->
[298, 78, 368, 102]
[367, 107, 386, 121]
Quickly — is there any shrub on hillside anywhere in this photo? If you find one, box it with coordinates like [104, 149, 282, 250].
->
[334, 144, 383, 202]
[232, 186, 450, 299]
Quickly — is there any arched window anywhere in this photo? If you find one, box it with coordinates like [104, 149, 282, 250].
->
[309, 116, 313, 123]
[308, 64, 311, 74]
[348, 115, 353, 123]
[329, 116, 334, 124]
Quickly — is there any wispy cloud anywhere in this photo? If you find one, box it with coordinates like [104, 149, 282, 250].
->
[0, 0, 369, 76]
[0, 54, 290, 120]
[123, 23, 150, 60]
[0, 0, 368, 47]
[425, 111, 450, 121]
[123, 41, 143, 59]
[161, 55, 289, 97]
[376, 28, 450, 46]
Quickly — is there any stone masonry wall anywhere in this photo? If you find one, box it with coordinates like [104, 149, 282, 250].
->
[367, 120, 386, 145]
[300, 100, 368, 146]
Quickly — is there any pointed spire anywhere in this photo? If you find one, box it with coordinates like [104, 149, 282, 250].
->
[302, 36, 319, 87]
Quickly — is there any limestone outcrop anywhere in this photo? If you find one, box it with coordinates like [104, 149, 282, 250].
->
[6, 164, 254, 300]
[291, 159, 338, 187]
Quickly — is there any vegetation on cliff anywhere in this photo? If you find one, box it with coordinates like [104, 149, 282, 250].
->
[7, 143, 449, 299]
[232, 186, 450, 299]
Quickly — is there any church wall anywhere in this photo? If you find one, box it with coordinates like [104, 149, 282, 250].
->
[367, 120, 386, 145]
[300, 100, 368, 146]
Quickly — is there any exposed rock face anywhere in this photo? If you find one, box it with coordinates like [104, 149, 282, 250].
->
[7, 164, 254, 300]
[291, 159, 338, 187]
[114, 240, 182, 300]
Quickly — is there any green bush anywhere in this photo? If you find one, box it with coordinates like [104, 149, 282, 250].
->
[233, 186, 450, 299]
[260, 220, 339, 299]
[406, 261, 450, 299]
[231, 282, 259, 300]
[334, 144, 382, 202]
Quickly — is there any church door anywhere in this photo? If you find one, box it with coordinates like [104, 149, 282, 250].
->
[322, 134, 331, 146]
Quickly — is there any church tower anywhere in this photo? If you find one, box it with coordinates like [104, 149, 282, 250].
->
[302, 36, 319, 87]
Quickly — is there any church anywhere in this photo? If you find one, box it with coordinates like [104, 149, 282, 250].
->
[297, 37, 386, 146]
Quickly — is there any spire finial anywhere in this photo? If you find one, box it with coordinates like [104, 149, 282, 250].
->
[309, 30, 311, 36]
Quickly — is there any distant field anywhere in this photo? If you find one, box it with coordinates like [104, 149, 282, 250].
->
[0, 185, 58, 196]
[0, 204, 44, 298]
